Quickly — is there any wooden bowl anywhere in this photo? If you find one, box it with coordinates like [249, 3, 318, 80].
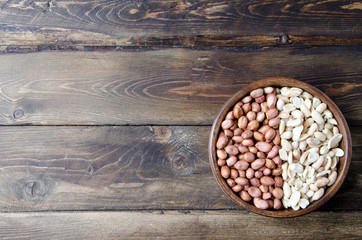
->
[209, 77, 352, 217]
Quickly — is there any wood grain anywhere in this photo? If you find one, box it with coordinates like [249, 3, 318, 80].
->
[0, 211, 361, 240]
[0, 125, 360, 212]
[0, 0, 360, 47]
[0, 47, 360, 125]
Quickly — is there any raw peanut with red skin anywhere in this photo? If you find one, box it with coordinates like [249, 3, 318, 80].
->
[242, 103, 251, 113]
[246, 168, 255, 179]
[221, 166, 230, 178]
[227, 178, 236, 187]
[246, 111, 256, 121]
[268, 117, 281, 128]
[250, 178, 261, 187]
[217, 149, 227, 159]
[262, 192, 272, 200]
[265, 128, 276, 142]
[216, 135, 229, 149]
[267, 199, 274, 208]
[260, 102, 269, 112]
[240, 190, 252, 201]
[238, 116, 248, 130]
[255, 142, 272, 153]
[274, 176, 283, 187]
[274, 198, 283, 209]
[272, 156, 282, 165]
[257, 151, 266, 159]
[243, 152, 255, 163]
[230, 169, 239, 179]
[247, 120, 259, 131]
[251, 158, 265, 170]
[249, 146, 258, 154]
[258, 125, 271, 134]
[217, 159, 226, 166]
[242, 139, 254, 147]
[242, 96, 252, 103]
[232, 136, 243, 143]
[253, 198, 269, 209]
[267, 145, 280, 158]
[221, 119, 234, 129]
[234, 160, 249, 170]
[266, 109, 278, 120]
[273, 131, 281, 145]
[272, 168, 282, 176]
[224, 129, 233, 138]
[234, 128, 243, 136]
[241, 129, 253, 139]
[226, 156, 237, 167]
[253, 131, 265, 141]
[265, 158, 276, 169]
[238, 170, 246, 178]
[250, 88, 264, 98]
[225, 145, 239, 155]
[254, 171, 263, 178]
[244, 185, 250, 191]
[230, 122, 237, 130]
[235, 177, 249, 186]
[256, 112, 265, 122]
[263, 168, 272, 176]
[264, 87, 274, 94]
[235, 101, 243, 107]
[233, 105, 243, 118]
[260, 176, 275, 186]
[248, 186, 262, 198]
[232, 184, 243, 193]
[238, 145, 249, 153]
[259, 185, 269, 193]
[225, 111, 234, 120]
[255, 95, 265, 103]
[266, 94, 277, 108]
[272, 187, 284, 199]
[251, 102, 261, 112]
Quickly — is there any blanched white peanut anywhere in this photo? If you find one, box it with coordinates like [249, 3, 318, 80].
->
[311, 110, 324, 125]
[289, 191, 301, 207]
[328, 134, 342, 149]
[312, 188, 324, 201]
[277, 87, 343, 211]
[334, 148, 344, 157]
[328, 171, 337, 186]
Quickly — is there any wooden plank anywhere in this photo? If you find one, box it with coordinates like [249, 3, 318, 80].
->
[0, 125, 360, 212]
[0, 211, 361, 239]
[0, 47, 361, 125]
[0, 1, 361, 47]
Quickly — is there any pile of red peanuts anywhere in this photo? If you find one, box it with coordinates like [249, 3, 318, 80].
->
[216, 87, 284, 210]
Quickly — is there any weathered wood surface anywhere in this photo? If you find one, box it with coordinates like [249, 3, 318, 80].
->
[0, 47, 360, 125]
[0, 211, 361, 240]
[0, 0, 361, 47]
[0, 125, 360, 212]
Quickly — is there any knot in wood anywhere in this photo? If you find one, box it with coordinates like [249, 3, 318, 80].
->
[170, 154, 195, 176]
[279, 34, 290, 45]
[13, 109, 24, 119]
[15, 175, 55, 203]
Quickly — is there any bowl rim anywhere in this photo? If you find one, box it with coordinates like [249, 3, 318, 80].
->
[209, 77, 352, 218]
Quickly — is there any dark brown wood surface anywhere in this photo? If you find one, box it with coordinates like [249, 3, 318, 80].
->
[0, 0, 361, 47]
[0, 47, 361, 125]
[0, 125, 360, 212]
[0, 211, 361, 240]
[0, 0, 361, 238]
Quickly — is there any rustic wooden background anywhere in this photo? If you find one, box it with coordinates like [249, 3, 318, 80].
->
[0, 0, 361, 239]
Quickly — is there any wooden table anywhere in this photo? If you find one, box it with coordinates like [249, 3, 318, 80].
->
[0, 1, 361, 239]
